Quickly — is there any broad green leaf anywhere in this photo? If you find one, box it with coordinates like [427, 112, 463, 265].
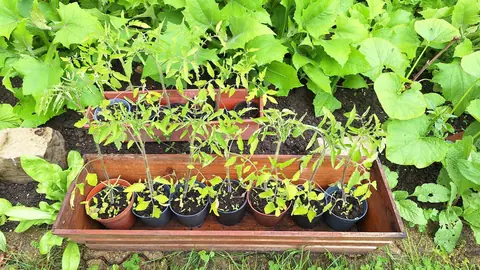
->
[373, 24, 420, 60]
[315, 39, 351, 67]
[386, 115, 449, 168]
[467, 99, 480, 122]
[20, 155, 64, 195]
[226, 16, 274, 50]
[12, 20, 33, 52]
[472, 226, 480, 244]
[124, 183, 146, 193]
[183, 0, 223, 31]
[154, 195, 169, 204]
[434, 209, 462, 253]
[444, 137, 477, 194]
[13, 56, 63, 98]
[0, 104, 21, 129]
[54, 3, 103, 47]
[86, 173, 98, 187]
[5, 206, 53, 221]
[452, 0, 480, 28]
[412, 183, 450, 203]
[342, 75, 367, 89]
[303, 64, 331, 94]
[320, 47, 371, 76]
[62, 241, 80, 270]
[414, 19, 459, 45]
[39, 231, 63, 255]
[432, 59, 480, 115]
[222, 0, 271, 25]
[265, 61, 302, 96]
[396, 199, 427, 226]
[299, 0, 339, 39]
[454, 39, 473, 58]
[383, 165, 398, 189]
[420, 7, 454, 19]
[461, 51, 480, 78]
[312, 92, 341, 117]
[366, 0, 385, 19]
[424, 93, 445, 109]
[359, 38, 408, 80]
[292, 53, 314, 70]
[393, 190, 408, 200]
[264, 201, 276, 214]
[333, 15, 369, 43]
[457, 159, 480, 185]
[374, 73, 426, 120]
[0, 198, 12, 214]
[293, 205, 308, 216]
[0, 231, 5, 252]
[246, 35, 287, 66]
[165, 0, 185, 9]
[0, 0, 21, 38]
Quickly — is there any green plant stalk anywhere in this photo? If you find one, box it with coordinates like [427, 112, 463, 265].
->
[154, 56, 171, 107]
[451, 78, 480, 114]
[119, 58, 134, 91]
[225, 140, 232, 192]
[271, 137, 283, 201]
[135, 134, 155, 204]
[406, 46, 429, 79]
[94, 143, 114, 204]
[184, 135, 196, 199]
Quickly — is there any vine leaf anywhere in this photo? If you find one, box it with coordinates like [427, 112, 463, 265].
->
[265, 61, 302, 96]
[315, 39, 351, 67]
[183, 0, 223, 31]
[414, 19, 459, 45]
[359, 37, 408, 80]
[342, 74, 367, 89]
[374, 73, 426, 120]
[0, 104, 21, 129]
[54, 3, 103, 47]
[452, 0, 480, 28]
[467, 99, 480, 122]
[386, 115, 449, 168]
[226, 16, 274, 50]
[444, 137, 477, 194]
[13, 56, 63, 98]
[296, 0, 339, 39]
[333, 15, 369, 43]
[373, 24, 420, 60]
[454, 38, 473, 58]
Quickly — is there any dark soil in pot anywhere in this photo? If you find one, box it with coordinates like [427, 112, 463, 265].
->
[157, 102, 185, 121]
[233, 101, 260, 119]
[216, 180, 247, 212]
[89, 186, 129, 219]
[248, 180, 285, 214]
[170, 187, 208, 215]
[330, 190, 364, 220]
[133, 183, 169, 217]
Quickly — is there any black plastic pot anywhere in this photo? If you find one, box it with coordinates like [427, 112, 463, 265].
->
[169, 182, 209, 228]
[291, 185, 325, 229]
[132, 186, 172, 227]
[233, 101, 260, 118]
[324, 186, 368, 231]
[93, 98, 131, 121]
[210, 180, 248, 226]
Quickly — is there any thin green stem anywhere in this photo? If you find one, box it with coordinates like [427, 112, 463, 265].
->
[154, 57, 171, 107]
[452, 78, 480, 114]
[406, 46, 428, 79]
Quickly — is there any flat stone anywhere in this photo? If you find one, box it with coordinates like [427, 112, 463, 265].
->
[0, 127, 66, 184]
[142, 251, 165, 261]
[83, 249, 131, 265]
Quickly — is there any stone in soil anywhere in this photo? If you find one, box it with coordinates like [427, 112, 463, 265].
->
[0, 127, 66, 184]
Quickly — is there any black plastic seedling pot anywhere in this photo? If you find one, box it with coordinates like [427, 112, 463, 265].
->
[132, 186, 172, 228]
[211, 180, 248, 226]
[325, 186, 368, 231]
[169, 182, 210, 228]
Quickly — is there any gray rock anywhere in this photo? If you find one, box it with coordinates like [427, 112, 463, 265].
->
[0, 127, 66, 184]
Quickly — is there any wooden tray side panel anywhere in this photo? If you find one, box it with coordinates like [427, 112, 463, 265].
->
[52, 154, 405, 253]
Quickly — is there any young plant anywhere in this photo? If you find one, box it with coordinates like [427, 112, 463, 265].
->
[248, 108, 308, 216]
[120, 92, 179, 218]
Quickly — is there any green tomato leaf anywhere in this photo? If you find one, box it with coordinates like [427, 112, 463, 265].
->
[265, 61, 302, 96]
[154, 195, 169, 204]
[293, 205, 308, 216]
[414, 19, 459, 45]
[264, 201, 276, 215]
[461, 51, 480, 78]
[54, 3, 103, 47]
[386, 115, 449, 168]
[86, 173, 98, 187]
[374, 73, 426, 120]
[246, 35, 287, 66]
[412, 183, 450, 203]
[124, 183, 146, 193]
[432, 59, 479, 115]
[359, 37, 408, 80]
[62, 241, 80, 270]
[395, 199, 427, 226]
[452, 0, 480, 28]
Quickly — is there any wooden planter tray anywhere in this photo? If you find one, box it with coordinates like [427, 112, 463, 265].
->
[83, 89, 264, 142]
[52, 154, 405, 253]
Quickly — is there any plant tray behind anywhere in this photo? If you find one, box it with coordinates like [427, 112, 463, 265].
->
[52, 154, 405, 254]
[83, 89, 263, 142]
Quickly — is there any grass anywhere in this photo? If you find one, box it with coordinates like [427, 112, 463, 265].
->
[2, 228, 478, 270]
